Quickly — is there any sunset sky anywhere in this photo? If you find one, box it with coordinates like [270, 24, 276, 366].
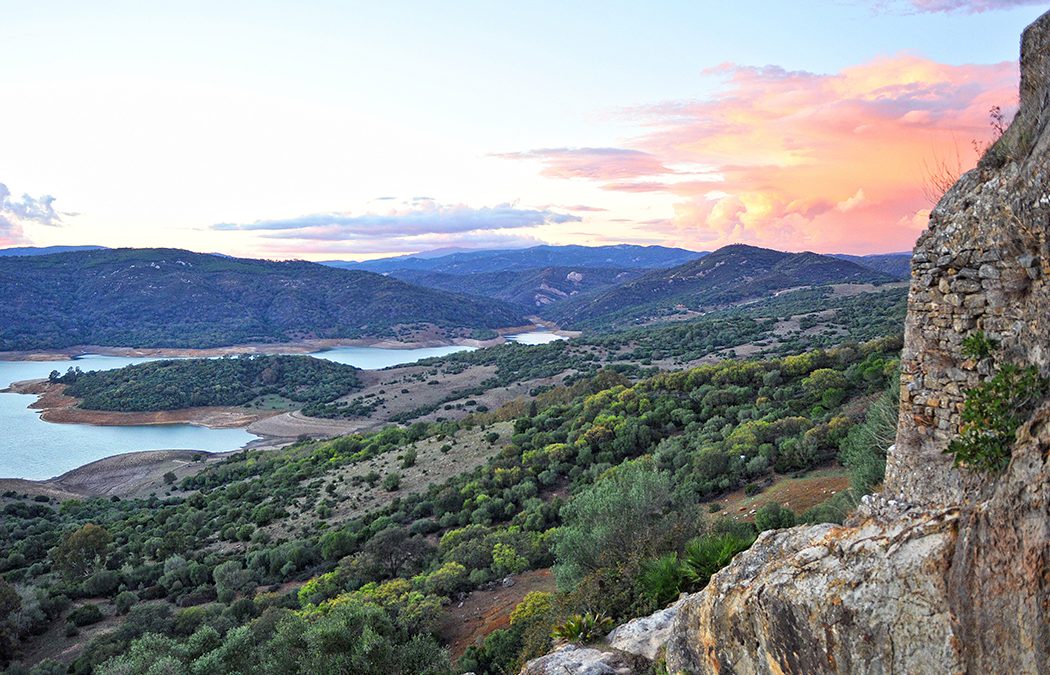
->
[2, 1, 1046, 259]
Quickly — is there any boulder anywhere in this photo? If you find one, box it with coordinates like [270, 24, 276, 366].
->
[606, 597, 684, 662]
[519, 644, 650, 675]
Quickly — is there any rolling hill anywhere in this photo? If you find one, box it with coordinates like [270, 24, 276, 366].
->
[541, 244, 898, 328]
[0, 245, 106, 257]
[324, 244, 706, 275]
[389, 266, 644, 308]
[831, 253, 912, 279]
[0, 248, 527, 351]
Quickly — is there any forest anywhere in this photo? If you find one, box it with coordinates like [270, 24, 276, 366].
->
[1, 335, 900, 674]
[54, 355, 361, 411]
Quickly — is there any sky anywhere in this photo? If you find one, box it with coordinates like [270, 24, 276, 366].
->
[1, 1, 1046, 260]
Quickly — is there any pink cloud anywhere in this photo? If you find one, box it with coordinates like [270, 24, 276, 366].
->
[501, 54, 1018, 254]
[901, 0, 1045, 13]
[492, 147, 675, 181]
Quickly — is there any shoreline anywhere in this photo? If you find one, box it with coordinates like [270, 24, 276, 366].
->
[0, 323, 580, 498]
[0, 447, 279, 500]
[0, 320, 577, 363]
[3, 379, 282, 430]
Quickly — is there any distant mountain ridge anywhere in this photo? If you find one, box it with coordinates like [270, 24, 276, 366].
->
[0, 248, 526, 351]
[831, 252, 912, 279]
[542, 244, 898, 328]
[323, 244, 707, 275]
[0, 245, 106, 257]
[390, 266, 645, 308]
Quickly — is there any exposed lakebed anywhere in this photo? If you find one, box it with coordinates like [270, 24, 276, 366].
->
[0, 332, 565, 480]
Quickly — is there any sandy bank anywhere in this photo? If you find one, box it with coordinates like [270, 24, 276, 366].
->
[0, 449, 232, 499]
[0, 321, 571, 362]
[4, 379, 279, 429]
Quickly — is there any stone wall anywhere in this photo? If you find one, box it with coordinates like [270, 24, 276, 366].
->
[663, 9, 1050, 674]
[890, 12, 1050, 507]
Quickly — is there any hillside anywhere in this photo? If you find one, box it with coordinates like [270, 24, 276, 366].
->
[0, 248, 527, 351]
[390, 266, 643, 308]
[831, 252, 911, 279]
[56, 355, 361, 411]
[324, 244, 705, 275]
[543, 244, 896, 328]
[0, 245, 106, 257]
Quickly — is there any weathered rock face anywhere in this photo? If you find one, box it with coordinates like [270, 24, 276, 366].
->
[518, 644, 650, 675]
[666, 10, 1050, 675]
[606, 597, 683, 662]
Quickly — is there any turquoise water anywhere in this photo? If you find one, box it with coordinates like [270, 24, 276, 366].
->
[0, 335, 578, 480]
[308, 344, 471, 369]
[0, 345, 478, 480]
[505, 331, 565, 345]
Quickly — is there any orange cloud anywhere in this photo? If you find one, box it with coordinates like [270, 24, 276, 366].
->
[506, 55, 1018, 254]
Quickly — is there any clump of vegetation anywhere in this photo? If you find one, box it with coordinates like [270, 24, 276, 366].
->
[947, 362, 1047, 472]
[961, 331, 998, 360]
[56, 355, 361, 411]
[550, 612, 614, 643]
[0, 337, 904, 673]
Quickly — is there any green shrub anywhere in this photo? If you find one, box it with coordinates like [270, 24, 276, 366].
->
[68, 603, 104, 627]
[754, 502, 796, 532]
[550, 612, 613, 643]
[114, 591, 138, 615]
[681, 532, 753, 589]
[961, 331, 998, 360]
[382, 472, 402, 491]
[947, 363, 1047, 472]
[639, 553, 686, 606]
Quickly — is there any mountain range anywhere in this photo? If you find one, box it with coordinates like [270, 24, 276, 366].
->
[322, 244, 706, 275]
[0, 248, 526, 351]
[0, 244, 910, 350]
[540, 244, 900, 328]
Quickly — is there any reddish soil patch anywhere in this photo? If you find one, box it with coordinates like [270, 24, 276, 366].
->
[712, 466, 851, 521]
[437, 568, 556, 660]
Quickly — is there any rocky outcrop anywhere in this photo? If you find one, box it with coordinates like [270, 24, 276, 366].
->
[606, 598, 683, 661]
[519, 644, 650, 675]
[665, 10, 1050, 675]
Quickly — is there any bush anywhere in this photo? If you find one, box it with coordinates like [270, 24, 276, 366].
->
[114, 591, 138, 615]
[68, 603, 104, 627]
[754, 502, 796, 532]
[550, 612, 613, 643]
[947, 363, 1047, 473]
[382, 472, 402, 491]
[681, 532, 754, 589]
[639, 553, 686, 606]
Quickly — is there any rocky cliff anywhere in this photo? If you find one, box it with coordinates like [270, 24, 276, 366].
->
[665, 10, 1050, 674]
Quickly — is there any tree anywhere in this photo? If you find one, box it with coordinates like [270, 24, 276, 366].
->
[363, 528, 433, 578]
[754, 502, 796, 531]
[213, 560, 254, 603]
[51, 523, 112, 580]
[163, 471, 177, 485]
[552, 458, 683, 589]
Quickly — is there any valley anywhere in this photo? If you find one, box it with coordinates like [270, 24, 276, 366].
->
[0, 241, 911, 672]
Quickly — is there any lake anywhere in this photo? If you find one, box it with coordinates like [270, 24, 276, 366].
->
[0, 344, 474, 480]
[505, 331, 565, 345]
